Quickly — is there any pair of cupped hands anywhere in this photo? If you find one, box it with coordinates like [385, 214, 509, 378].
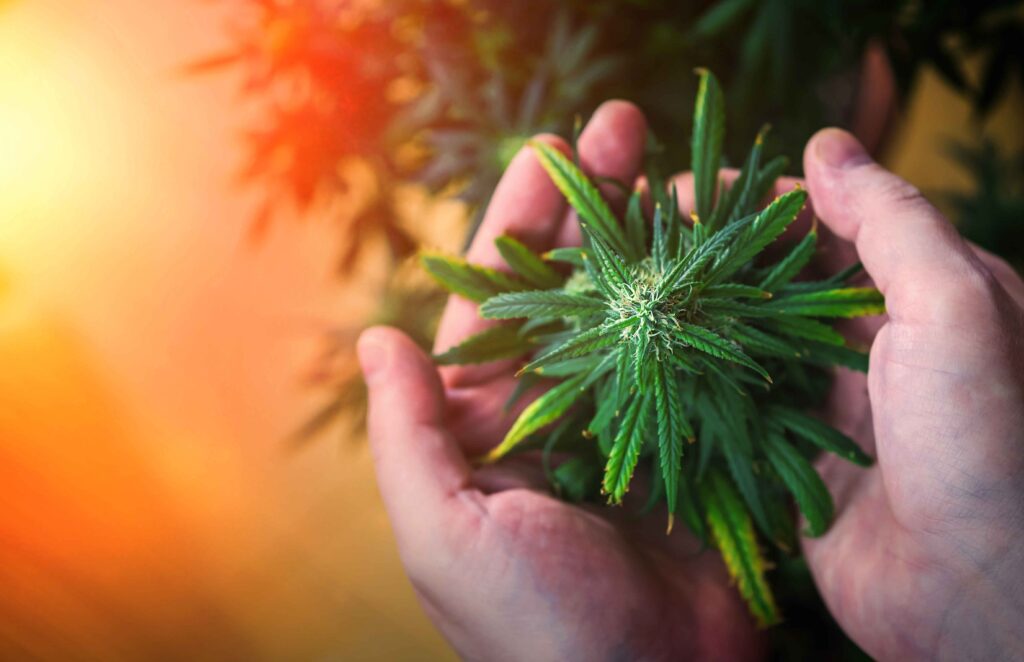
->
[357, 101, 1024, 661]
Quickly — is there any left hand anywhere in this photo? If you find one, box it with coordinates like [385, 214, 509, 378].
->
[358, 101, 762, 662]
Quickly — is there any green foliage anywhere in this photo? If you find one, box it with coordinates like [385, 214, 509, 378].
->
[425, 70, 885, 624]
[944, 140, 1024, 269]
[701, 469, 779, 627]
[495, 236, 564, 289]
[434, 324, 533, 365]
[691, 68, 726, 224]
[421, 253, 527, 303]
[763, 432, 834, 537]
[481, 291, 604, 320]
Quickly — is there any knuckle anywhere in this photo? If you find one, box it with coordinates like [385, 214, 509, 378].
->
[927, 262, 1009, 329]
[871, 167, 932, 213]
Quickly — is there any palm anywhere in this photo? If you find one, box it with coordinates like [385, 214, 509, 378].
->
[432, 361, 761, 660]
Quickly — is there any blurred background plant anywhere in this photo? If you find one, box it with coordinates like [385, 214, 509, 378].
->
[191, 3, 1023, 652]
[943, 139, 1024, 269]
[193, 0, 1024, 445]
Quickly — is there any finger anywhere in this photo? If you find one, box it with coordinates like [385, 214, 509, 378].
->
[804, 128, 996, 325]
[358, 327, 475, 547]
[554, 100, 649, 248]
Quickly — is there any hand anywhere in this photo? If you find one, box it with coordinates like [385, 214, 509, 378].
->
[800, 129, 1024, 660]
[358, 102, 761, 662]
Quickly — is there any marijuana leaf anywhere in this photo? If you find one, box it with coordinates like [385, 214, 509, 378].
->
[425, 68, 885, 624]
[434, 323, 533, 365]
[603, 392, 652, 504]
[692, 68, 726, 225]
[701, 469, 779, 627]
[495, 235, 564, 288]
[421, 253, 528, 302]
[481, 291, 606, 319]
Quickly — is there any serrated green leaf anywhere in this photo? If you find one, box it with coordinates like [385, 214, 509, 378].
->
[689, 0, 754, 39]
[762, 482, 798, 552]
[702, 284, 771, 299]
[422, 253, 526, 302]
[759, 227, 817, 291]
[700, 469, 779, 627]
[708, 124, 768, 232]
[531, 140, 630, 256]
[503, 372, 541, 413]
[521, 318, 634, 375]
[762, 432, 834, 537]
[639, 458, 666, 516]
[674, 322, 771, 382]
[495, 235, 563, 289]
[487, 368, 598, 462]
[729, 324, 801, 358]
[481, 290, 606, 320]
[763, 315, 845, 346]
[543, 246, 586, 267]
[652, 204, 668, 271]
[801, 340, 870, 372]
[701, 298, 773, 318]
[753, 155, 789, 202]
[588, 233, 630, 290]
[588, 378, 620, 435]
[624, 187, 647, 261]
[768, 406, 873, 467]
[676, 467, 708, 543]
[603, 392, 651, 504]
[721, 429, 771, 536]
[552, 457, 600, 503]
[664, 210, 758, 294]
[533, 355, 604, 378]
[654, 360, 690, 517]
[434, 323, 532, 365]
[766, 287, 885, 317]
[729, 125, 770, 223]
[692, 68, 726, 224]
[708, 189, 808, 284]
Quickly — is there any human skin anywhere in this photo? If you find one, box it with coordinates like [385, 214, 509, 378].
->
[357, 102, 1024, 660]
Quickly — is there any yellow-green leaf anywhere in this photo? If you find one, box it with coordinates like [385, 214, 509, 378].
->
[700, 470, 779, 627]
[531, 140, 630, 257]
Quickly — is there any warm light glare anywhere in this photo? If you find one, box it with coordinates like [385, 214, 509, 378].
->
[0, 6, 126, 284]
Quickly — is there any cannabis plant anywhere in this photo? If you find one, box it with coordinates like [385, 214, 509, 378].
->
[944, 139, 1024, 269]
[424, 70, 884, 625]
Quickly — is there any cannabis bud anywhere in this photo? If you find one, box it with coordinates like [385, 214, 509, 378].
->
[423, 69, 883, 626]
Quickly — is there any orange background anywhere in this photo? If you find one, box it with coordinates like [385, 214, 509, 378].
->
[0, 1, 1020, 659]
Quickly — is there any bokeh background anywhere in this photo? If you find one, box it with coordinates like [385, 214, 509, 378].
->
[0, 0, 1021, 659]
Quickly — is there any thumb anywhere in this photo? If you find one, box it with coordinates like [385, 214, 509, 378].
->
[804, 128, 990, 324]
[358, 327, 472, 547]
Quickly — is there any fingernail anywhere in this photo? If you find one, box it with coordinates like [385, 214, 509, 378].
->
[815, 129, 872, 169]
[357, 332, 390, 383]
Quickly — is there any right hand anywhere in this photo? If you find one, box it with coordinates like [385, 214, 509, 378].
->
[800, 128, 1024, 661]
